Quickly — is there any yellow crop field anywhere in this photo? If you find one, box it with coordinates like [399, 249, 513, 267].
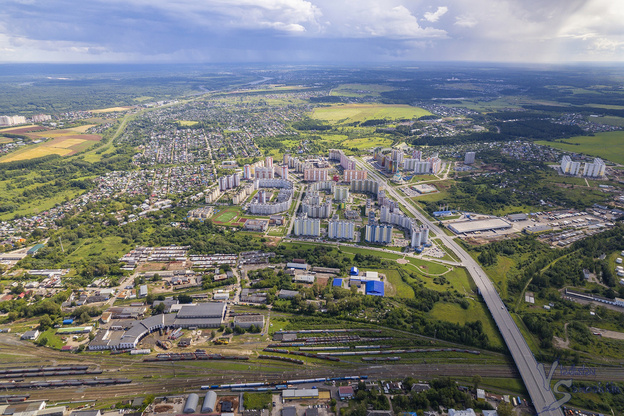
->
[69, 124, 97, 133]
[91, 106, 134, 113]
[1, 146, 73, 162]
[53, 138, 87, 148]
[0, 124, 38, 132]
[311, 104, 431, 124]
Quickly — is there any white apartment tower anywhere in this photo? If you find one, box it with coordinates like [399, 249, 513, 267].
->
[293, 214, 321, 237]
[560, 155, 581, 175]
[582, 158, 605, 178]
[464, 152, 476, 165]
[328, 218, 355, 240]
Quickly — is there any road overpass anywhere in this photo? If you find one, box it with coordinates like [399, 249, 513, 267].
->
[356, 157, 564, 416]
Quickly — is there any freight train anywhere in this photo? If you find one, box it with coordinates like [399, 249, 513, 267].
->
[201, 375, 368, 390]
[0, 366, 88, 375]
[143, 353, 249, 362]
[0, 369, 102, 380]
[0, 378, 131, 390]
[263, 348, 340, 362]
[0, 395, 30, 403]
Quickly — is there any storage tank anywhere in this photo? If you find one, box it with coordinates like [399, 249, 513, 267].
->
[184, 393, 199, 413]
[201, 391, 217, 413]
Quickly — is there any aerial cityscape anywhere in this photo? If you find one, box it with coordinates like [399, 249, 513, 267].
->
[1, 2, 624, 416]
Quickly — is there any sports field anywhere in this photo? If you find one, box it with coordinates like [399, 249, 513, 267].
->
[311, 104, 431, 124]
[536, 130, 624, 165]
[212, 207, 241, 224]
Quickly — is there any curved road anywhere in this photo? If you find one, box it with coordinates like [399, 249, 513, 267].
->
[356, 157, 564, 416]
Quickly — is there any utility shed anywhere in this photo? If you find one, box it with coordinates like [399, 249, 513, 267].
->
[202, 391, 217, 413]
[184, 393, 199, 413]
[332, 278, 343, 288]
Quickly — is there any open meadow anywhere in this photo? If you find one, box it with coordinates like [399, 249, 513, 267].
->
[536, 131, 624, 165]
[311, 103, 431, 124]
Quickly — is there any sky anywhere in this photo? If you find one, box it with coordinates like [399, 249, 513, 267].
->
[0, 0, 623, 64]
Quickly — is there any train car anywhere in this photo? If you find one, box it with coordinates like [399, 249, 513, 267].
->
[511, 397, 517, 406]
[517, 397, 522, 406]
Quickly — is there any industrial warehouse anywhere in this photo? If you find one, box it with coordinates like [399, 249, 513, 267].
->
[88, 303, 226, 351]
[447, 218, 513, 235]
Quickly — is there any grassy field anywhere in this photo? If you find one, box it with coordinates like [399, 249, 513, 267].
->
[341, 137, 394, 149]
[311, 104, 431, 124]
[65, 236, 130, 263]
[330, 84, 395, 98]
[177, 120, 199, 127]
[536, 131, 624, 165]
[429, 301, 504, 349]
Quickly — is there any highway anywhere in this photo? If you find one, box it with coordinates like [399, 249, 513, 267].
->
[356, 157, 564, 416]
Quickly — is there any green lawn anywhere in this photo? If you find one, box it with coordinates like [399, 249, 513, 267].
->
[536, 131, 624, 165]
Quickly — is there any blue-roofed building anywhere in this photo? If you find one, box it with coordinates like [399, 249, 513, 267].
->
[433, 210, 454, 217]
[62, 318, 74, 325]
[333, 278, 343, 288]
[365, 280, 384, 297]
[350, 267, 359, 276]
[286, 262, 309, 270]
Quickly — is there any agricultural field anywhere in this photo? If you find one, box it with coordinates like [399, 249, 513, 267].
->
[311, 103, 431, 124]
[536, 131, 624, 165]
[90, 106, 134, 113]
[0, 126, 103, 163]
[330, 83, 395, 98]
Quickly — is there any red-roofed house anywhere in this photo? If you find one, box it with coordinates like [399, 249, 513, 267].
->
[338, 386, 354, 400]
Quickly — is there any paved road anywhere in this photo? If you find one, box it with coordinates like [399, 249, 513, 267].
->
[356, 157, 564, 416]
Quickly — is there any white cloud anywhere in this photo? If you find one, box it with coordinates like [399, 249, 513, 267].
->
[316, 2, 447, 39]
[454, 14, 477, 28]
[424, 6, 448, 23]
